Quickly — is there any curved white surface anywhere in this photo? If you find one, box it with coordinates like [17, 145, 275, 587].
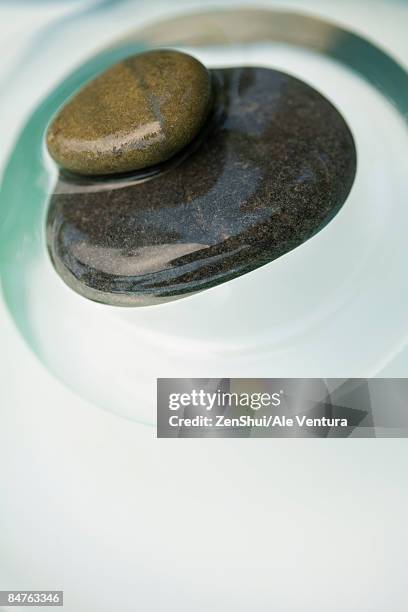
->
[1, 1, 408, 611]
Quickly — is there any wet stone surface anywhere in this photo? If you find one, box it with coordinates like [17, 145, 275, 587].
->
[46, 50, 212, 175]
[47, 67, 357, 306]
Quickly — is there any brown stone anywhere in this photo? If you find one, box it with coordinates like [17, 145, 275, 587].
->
[46, 49, 212, 175]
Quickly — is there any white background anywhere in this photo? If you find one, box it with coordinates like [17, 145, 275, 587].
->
[0, 2, 408, 611]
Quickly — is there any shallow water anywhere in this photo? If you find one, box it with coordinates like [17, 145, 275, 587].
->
[0, 6, 407, 422]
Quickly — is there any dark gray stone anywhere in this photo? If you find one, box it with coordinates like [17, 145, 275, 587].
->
[46, 67, 357, 306]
